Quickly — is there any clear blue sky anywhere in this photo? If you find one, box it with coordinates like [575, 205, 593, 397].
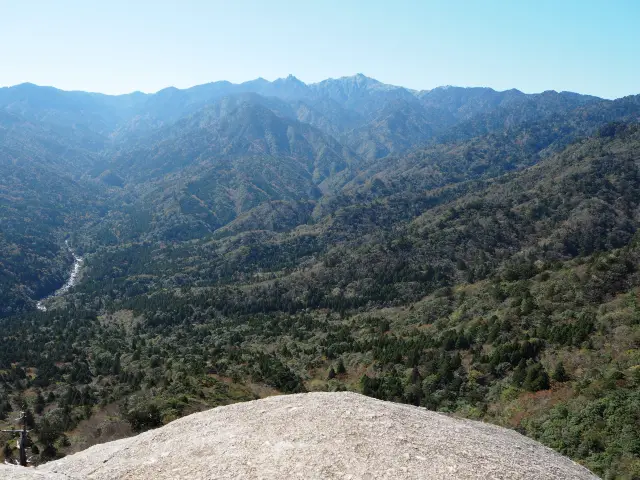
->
[0, 0, 638, 98]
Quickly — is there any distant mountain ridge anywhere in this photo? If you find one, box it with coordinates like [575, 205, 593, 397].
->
[1, 74, 639, 313]
[0, 74, 608, 131]
[1, 75, 629, 163]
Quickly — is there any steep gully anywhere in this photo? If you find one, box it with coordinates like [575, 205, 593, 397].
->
[36, 241, 83, 312]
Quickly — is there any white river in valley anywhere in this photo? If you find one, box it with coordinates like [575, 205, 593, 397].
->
[36, 240, 83, 312]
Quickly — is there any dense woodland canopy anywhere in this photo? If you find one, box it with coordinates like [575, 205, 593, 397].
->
[1, 76, 640, 478]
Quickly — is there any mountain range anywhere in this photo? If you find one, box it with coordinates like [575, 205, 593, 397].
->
[1, 74, 640, 478]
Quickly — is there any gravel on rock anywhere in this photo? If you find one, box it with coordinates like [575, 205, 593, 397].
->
[2, 392, 599, 479]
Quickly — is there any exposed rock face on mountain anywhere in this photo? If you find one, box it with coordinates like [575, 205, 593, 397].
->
[2, 392, 597, 479]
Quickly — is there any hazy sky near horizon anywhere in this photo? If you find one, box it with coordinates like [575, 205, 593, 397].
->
[0, 0, 638, 98]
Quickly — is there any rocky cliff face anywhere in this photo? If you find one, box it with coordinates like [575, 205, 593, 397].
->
[1, 392, 598, 479]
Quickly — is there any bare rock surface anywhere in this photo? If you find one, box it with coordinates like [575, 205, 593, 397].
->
[4, 392, 598, 479]
[0, 465, 66, 479]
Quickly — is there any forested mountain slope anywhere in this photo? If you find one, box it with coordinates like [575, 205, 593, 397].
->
[2, 76, 640, 478]
[108, 99, 354, 184]
[0, 110, 112, 316]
